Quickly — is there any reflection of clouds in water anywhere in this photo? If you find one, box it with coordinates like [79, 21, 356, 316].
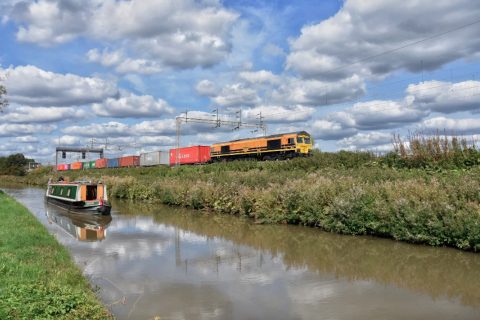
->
[5, 188, 480, 320]
[288, 280, 337, 304]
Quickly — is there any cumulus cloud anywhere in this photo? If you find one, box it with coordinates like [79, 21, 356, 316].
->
[311, 119, 357, 140]
[0, 123, 55, 137]
[406, 80, 480, 113]
[287, 0, 480, 81]
[87, 49, 163, 74]
[242, 105, 315, 123]
[3, 65, 118, 106]
[196, 80, 218, 96]
[11, 0, 239, 69]
[271, 75, 365, 106]
[211, 83, 260, 108]
[338, 132, 393, 149]
[13, 136, 39, 143]
[0, 105, 88, 123]
[421, 117, 480, 135]
[63, 122, 131, 137]
[239, 70, 280, 85]
[92, 92, 175, 118]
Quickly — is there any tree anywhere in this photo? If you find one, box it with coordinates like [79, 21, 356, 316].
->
[0, 82, 7, 112]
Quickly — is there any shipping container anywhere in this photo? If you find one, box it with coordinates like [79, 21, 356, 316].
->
[83, 160, 96, 169]
[57, 164, 67, 171]
[119, 155, 140, 167]
[65, 164, 70, 171]
[95, 158, 108, 169]
[107, 158, 119, 168]
[169, 146, 211, 166]
[140, 151, 170, 166]
[71, 162, 83, 170]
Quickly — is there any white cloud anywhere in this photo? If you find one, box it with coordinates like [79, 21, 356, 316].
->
[0, 123, 55, 137]
[3, 65, 118, 106]
[92, 92, 175, 118]
[422, 116, 480, 135]
[132, 119, 177, 136]
[271, 75, 365, 106]
[339, 132, 393, 149]
[13, 135, 39, 143]
[311, 119, 357, 140]
[287, 0, 480, 82]
[239, 70, 280, 85]
[63, 122, 131, 137]
[0, 105, 88, 123]
[242, 105, 315, 123]
[406, 80, 480, 113]
[212, 83, 260, 108]
[196, 80, 218, 96]
[12, 0, 239, 69]
[87, 48, 163, 74]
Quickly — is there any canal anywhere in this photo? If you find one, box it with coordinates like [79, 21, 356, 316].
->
[3, 186, 480, 319]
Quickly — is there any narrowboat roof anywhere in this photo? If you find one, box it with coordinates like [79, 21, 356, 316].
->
[214, 131, 310, 144]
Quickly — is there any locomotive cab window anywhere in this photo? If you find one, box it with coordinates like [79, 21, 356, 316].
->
[287, 138, 294, 144]
[304, 137, 311, 144]
[297, 137, 304, 143]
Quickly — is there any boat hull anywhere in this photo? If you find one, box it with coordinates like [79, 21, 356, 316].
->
[45, 196, 111, 215]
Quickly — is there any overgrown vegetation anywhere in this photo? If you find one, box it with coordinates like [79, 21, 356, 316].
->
[0, 153, 33, 176]
[0, 191, 112, 319]
[4, 135, 480, 251]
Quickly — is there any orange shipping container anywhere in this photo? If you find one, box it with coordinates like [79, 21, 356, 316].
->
[119, 156, 140, 167]
[70, 162, 83, 170]
[95, 158, 108, 169]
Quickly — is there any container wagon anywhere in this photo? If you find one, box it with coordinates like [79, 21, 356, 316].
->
[169, 146, 211, 166]
[95, 158, 107, 169]
[71, 162, 83, 170]
[140, 151, 170, 166]
[57, 164, 69, 171]
[119, 156, 140, 167]
[107, 158, 119, 168]
[83, 161, 96, 169]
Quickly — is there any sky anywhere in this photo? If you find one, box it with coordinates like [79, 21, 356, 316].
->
[1, 0, 480, 164]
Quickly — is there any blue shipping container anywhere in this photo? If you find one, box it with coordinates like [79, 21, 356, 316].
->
[107, 158, 119, 168]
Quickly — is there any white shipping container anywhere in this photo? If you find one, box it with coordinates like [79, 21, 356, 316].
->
[140, 151, 170, 166]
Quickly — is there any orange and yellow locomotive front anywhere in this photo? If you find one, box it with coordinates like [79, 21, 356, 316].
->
[211, 131, 313, 160]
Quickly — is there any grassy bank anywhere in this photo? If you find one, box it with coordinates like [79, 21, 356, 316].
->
[5, 149, 480, 251]
[0, 191, 112, 319]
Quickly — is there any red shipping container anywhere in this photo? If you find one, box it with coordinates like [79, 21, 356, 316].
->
[169, 146, 211, 166]
[95, 158, 108, 169]
[119, 156, 140, 167]
[57, 164, 65, 171]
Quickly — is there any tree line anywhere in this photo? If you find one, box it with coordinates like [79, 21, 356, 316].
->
[0, 154, 34, 176]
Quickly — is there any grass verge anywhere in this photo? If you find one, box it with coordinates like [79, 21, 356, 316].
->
[0, 190, 112, 319]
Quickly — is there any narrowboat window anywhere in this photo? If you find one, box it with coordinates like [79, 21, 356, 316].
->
[67, 189, 71, 197]
[304, 137, 311, 144]
[297, 137, 303, 143]
[60, 188, 63, 195]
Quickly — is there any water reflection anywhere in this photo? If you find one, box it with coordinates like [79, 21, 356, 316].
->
[115, 199, 480, 309]
[3, 187, 480, 320]
[45, 201, 112, 242]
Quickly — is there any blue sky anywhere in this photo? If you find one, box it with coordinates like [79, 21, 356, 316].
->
[1, 0, 480, 163]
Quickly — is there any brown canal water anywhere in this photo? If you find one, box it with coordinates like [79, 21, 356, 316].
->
[3, 186, 480, 320]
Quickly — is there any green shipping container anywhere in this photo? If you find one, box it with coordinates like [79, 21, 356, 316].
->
[83, 161, 96, 169]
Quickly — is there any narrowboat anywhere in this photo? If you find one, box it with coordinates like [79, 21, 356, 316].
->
[46, 180, 111, 215]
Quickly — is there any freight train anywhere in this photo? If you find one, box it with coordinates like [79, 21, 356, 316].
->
[57, 131, 313, 171]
